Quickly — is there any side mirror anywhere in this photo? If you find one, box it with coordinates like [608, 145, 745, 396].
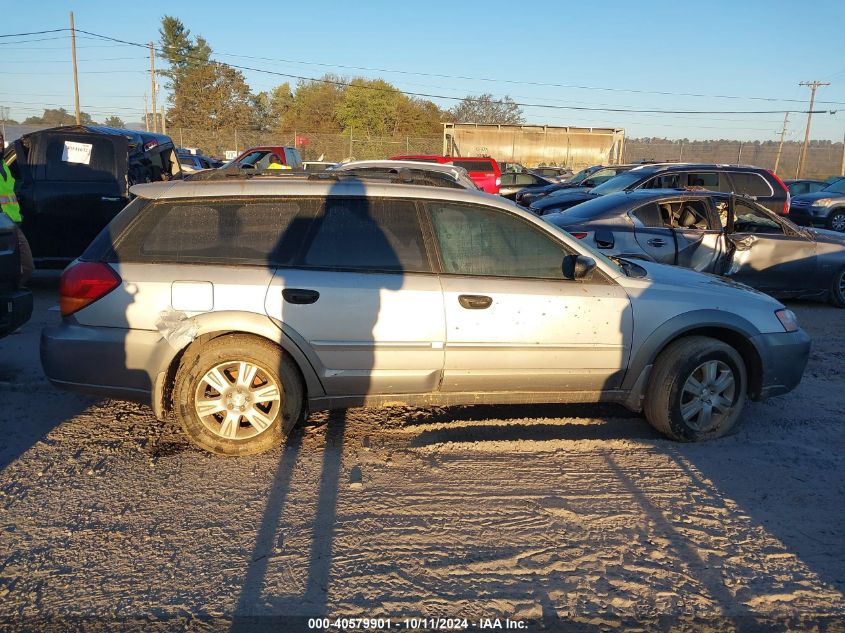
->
[240, 163, 256, 170]
[594, 229, 615, 249]
[582, 179, 595, 188]
[563, 254, 597, 281]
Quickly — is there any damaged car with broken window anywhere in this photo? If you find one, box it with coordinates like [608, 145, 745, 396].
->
[543, 189, 845, 307]
[3, 125, 181, 269]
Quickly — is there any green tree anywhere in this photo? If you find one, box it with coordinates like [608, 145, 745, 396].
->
[337, 78, 402, 136]
[449, 93, 524, 125]
[103, 115, 125, 128]
[169, 62, 252, 131]
[281, 75, 346, 133]
[157, 16, 212, 102]
[23, 108, 95, 125]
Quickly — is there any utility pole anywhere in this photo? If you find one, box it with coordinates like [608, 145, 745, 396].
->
[796, 80, 829, 178]
[149, 42, 158, 133]
[840, 130, 845, 177]
[160, 106, 166, 135]
[349, 126, 353, 159]
[69, 12, 81, 125]
[773, 112, 789, 175]
[143, 94, 149, 132]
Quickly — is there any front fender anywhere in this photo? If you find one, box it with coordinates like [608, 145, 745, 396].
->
[622, 309, 763, 394]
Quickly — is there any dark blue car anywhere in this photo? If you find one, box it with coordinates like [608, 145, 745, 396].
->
[788, 177, 845, 232]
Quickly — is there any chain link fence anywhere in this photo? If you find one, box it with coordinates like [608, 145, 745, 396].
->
[173, 128, 442, 162]
[622, 139, 845, 180]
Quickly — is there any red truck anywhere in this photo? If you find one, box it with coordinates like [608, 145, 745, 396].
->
[227, 146, 304, 170]
[390, 155, 501, 194]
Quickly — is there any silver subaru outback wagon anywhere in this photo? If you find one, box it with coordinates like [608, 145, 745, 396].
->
[41, 176, 811, 456]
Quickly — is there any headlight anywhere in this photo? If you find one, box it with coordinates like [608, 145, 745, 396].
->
[775, 308, 799, 332]
[811, 198, 835, 207]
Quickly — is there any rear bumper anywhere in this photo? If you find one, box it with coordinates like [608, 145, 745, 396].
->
[0, 288, 33, 336]
[40, 322, 164, 404]
[750, 329, 811, 399]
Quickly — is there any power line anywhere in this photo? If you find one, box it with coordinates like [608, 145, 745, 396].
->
[5, 26, 842, 107]
[72, 28, 836, 116]
[0, 28, 68, 38]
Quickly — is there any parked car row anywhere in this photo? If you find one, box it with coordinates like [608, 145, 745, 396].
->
[1, 125, 833, 456]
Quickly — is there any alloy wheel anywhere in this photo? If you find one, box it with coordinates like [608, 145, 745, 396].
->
[194, 361, 282, 440]
[680, 360, 736, 433]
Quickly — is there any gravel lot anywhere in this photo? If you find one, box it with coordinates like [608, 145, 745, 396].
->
[1, 285, 844, 631]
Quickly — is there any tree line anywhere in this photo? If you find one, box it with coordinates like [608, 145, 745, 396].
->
[158, 16, 525, 136]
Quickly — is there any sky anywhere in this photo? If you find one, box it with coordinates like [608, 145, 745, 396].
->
[1, 0, 844, 142]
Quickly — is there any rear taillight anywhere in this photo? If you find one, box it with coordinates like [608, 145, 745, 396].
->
[60, 262, 121, 316]
[570, 232, 588, 239]
[495, 176, 501, 187]
[767, 170, 790, 215]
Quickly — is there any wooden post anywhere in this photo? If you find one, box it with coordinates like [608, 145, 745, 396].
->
[149, 43, 158, 133]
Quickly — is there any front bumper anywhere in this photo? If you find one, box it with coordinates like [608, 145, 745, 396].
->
[0, 288, 33, 336]
[788, 204, 827, 227]
[750, 328, 811, 399]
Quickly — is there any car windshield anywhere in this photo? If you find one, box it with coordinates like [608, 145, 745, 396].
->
[590, 171, 647, 195]
[822, 179, 845, 194]
[567, 167, 595, 184]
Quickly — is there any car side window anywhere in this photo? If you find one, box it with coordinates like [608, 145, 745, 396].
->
[631, 202, 665, 228]
[500, 173, 517, 186]
[733, 200, 784, 235]
[239, 151, 266, 167]
[113, 197, 319, 265]
[516, 173, 539, 186]
[730, 172, 772, 197]
[654, 200, 713, 229]
[427, 201, 571, 279]
[299, 198, 431, 273]
[284, 148, 303, 169]
[642, 174, 682, 189]
[684, 171, 733, 193]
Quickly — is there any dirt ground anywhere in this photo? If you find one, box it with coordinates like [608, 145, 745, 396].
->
[1, 286, 844, 632]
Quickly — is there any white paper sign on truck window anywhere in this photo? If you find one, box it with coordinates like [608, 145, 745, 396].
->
[62, 141, 93, 165]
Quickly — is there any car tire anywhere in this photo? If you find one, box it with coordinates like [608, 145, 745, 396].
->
[644, 336, 747, 442]
[827, 209, 845, 232]
[830, 266, 845, 308]
[173, 334, 304, 456]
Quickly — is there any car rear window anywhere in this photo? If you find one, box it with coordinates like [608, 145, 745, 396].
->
[730, 172, 773, 197]
[111, 197, 318, 265]
[450, 160, 494, 173]
[44, 137, 118, 182]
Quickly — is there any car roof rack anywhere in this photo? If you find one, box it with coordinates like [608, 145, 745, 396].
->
[182, 166, 463, 188]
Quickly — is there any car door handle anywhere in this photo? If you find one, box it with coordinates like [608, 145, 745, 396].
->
[458, 294, 492, 310]
[282, 288, 320, 305]
[647, 238, 667, 247]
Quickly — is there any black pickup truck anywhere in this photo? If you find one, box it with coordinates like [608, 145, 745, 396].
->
[4, 125, 181, 268]
[0, 214, 32, 338]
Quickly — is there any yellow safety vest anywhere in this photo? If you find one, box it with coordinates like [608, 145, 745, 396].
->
[0, 161, 21, 223]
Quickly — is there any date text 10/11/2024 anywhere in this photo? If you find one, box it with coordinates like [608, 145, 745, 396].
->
[307, 617, 529, 630]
